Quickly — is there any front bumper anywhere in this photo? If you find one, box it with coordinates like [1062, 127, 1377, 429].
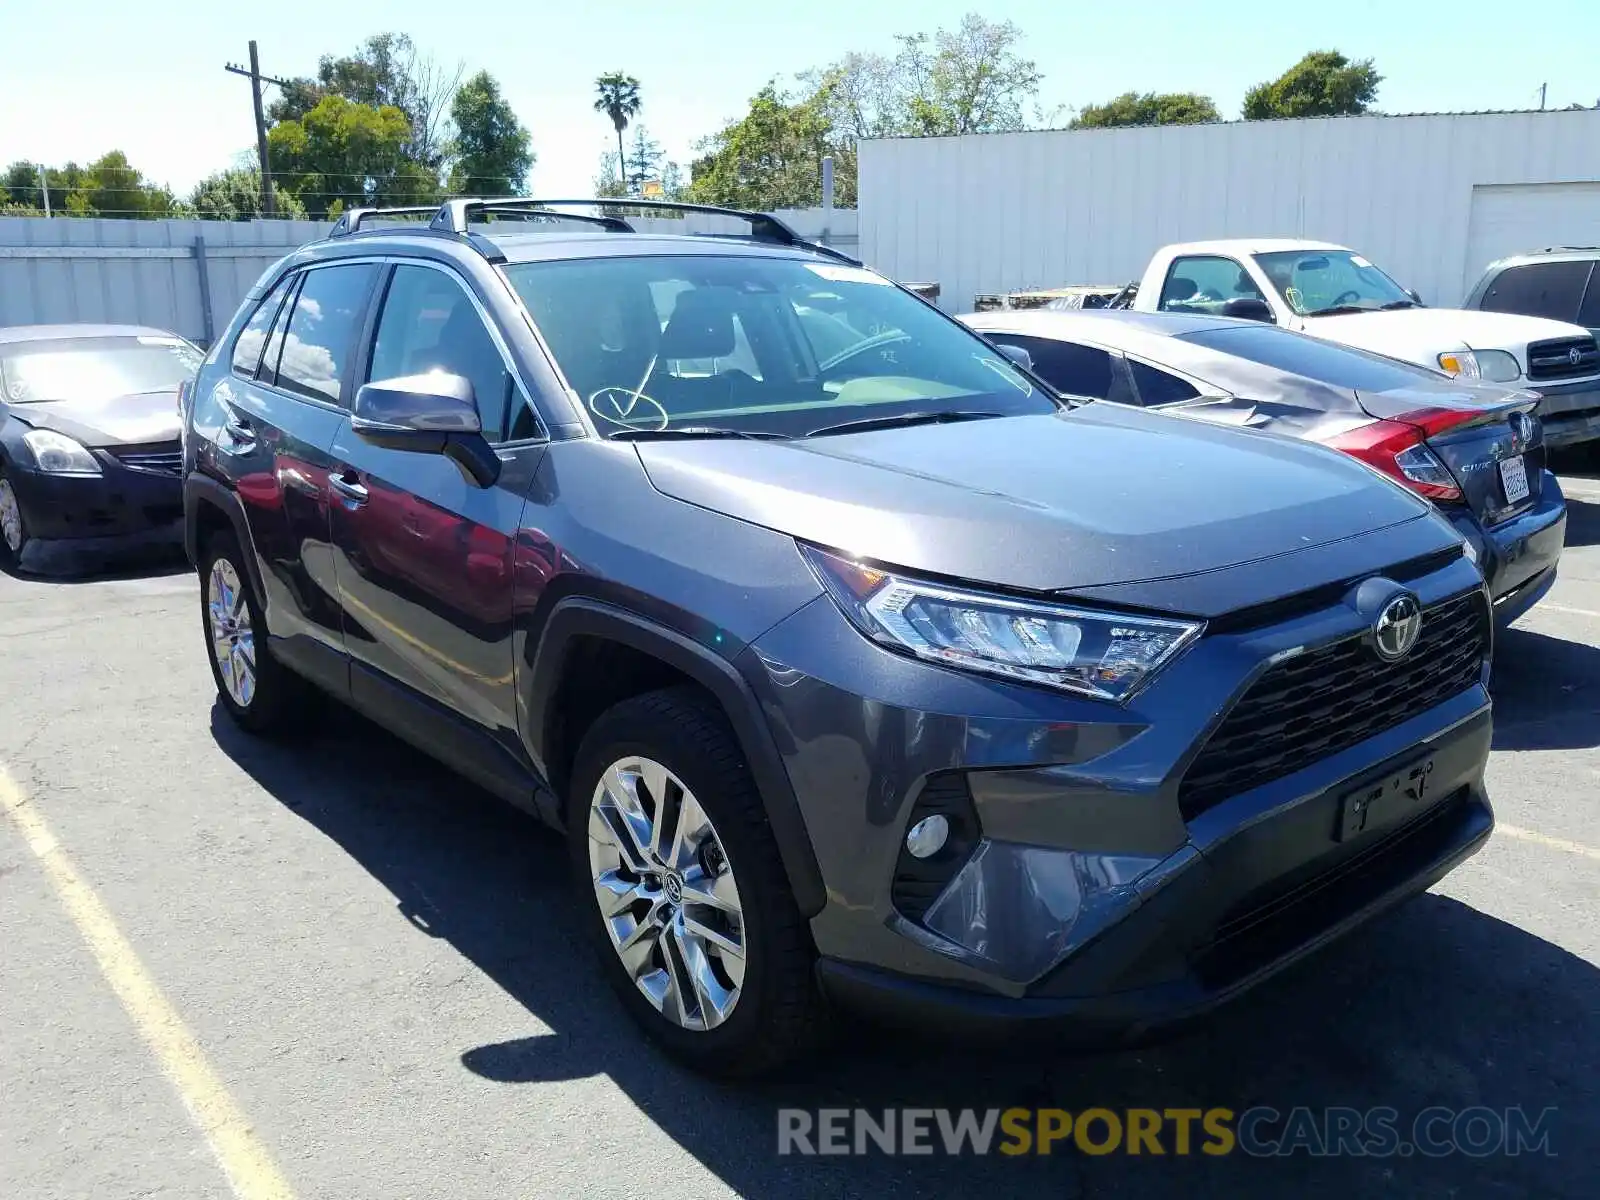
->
[1446, 470, 1566, 626]
[1528, 378, 1600, 447]
[8, 453, 183, 544]
[743, 550, 1493, 1038]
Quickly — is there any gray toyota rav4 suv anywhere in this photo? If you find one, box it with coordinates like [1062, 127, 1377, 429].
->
[181, 199, 1495, 1077]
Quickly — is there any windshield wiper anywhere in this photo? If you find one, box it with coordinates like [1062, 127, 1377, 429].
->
[608, 426, 791, 441]
[1380, 299, 1419, 310]
[1303, 304, 1375, 317]
[804, 410, 1006, 438]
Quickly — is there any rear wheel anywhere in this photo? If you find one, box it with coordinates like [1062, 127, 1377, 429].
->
[568, 686, 827, 1077]
[0, 468, 29, 573]
[201, 532, 313, 735]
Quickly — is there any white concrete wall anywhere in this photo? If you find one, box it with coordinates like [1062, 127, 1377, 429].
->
[858, 109, 1600, 312]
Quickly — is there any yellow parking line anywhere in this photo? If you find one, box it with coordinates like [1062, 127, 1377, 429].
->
[1497, 822, 1600, 863]
[0, 767, 296, 1200]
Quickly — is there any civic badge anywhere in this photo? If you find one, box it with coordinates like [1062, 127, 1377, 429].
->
[1372, 593, 1423, 662]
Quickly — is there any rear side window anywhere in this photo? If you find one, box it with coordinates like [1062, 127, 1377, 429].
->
[1126, 358, 1201, 406]
[270, 264, 379, 404]
[367, 265, 518, 441]
[231, 274, 295, 378]
[1179, 324, 1441, 393]
[1479, 261, 1593, 322]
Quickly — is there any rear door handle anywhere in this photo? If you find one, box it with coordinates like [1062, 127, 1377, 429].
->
[329, 471, 369, 506]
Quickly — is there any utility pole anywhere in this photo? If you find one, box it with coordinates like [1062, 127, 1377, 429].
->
[1539, 82, 1547, 111]
[224, 41, 291, 218]
[37, 164, 50, 218]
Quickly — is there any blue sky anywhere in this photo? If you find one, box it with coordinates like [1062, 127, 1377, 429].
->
[3, 0, 1596, 199]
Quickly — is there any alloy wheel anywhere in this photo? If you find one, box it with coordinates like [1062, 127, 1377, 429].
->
[207, 557, 256, 708]
[0, 479, 23, 553]
[587, 756, 747, 1031]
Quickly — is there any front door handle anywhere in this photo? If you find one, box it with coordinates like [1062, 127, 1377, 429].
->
[329, 471, 369, 506]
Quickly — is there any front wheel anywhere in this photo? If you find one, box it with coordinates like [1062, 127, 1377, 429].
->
[200, 532, 314, 735]
[0, 468, 30, 573]
[568, 686, 827, 1077]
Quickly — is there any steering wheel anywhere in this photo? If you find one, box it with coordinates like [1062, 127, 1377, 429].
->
[1331, 289, 1362, 307]
[819, 330, 913, 378]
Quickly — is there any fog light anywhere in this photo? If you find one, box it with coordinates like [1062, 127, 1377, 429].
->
[905, 815, 949, 859]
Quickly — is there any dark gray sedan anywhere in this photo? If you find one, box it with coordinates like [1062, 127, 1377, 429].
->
[962, 309, 1567, 626]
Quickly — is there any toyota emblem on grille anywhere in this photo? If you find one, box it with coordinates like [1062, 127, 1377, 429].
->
[1571, 346, 1584, 366]
[1373, 594, 1423, 662]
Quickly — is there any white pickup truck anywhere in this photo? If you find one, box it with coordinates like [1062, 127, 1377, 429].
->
[1127, 239, 1600, 445]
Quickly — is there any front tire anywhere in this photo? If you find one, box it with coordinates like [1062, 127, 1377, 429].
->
[200, 532, 313, 735]
[0, 468, 29, 574]
[568, 686, 827, 1077]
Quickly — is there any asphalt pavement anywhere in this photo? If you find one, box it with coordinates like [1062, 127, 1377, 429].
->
[2, 464, 1598, 1200]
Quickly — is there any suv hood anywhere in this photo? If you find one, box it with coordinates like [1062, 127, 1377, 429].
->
[636, 405, 1437, 595]
[7, 389, 181, 447]
[1300, 305, 1594, 361]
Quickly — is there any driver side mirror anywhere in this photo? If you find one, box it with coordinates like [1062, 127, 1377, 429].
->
[994, 342, 1034, 371]
[352, 373, 500, 488]
[1221, 297, 1276, 323]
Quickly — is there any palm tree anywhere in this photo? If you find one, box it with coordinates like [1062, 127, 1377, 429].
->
[594, 72, 643, 195]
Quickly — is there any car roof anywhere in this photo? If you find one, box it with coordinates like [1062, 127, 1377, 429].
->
[1159, 238, 1350, 257]
[960, 308, 1243, 354]
[483, 231, 834, 266]
[0, 323, 183, 345]
[1484, 246, 1600, 270]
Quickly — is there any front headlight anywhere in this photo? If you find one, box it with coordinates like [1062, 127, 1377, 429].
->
[1437, 349, 1481, 379]
[801, 544, 1203, 702]
[1473, 349, 1523, 383]
[22, 429, 102, 476]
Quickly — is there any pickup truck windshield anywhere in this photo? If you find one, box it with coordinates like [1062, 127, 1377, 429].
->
[1255, 250, 1416, 317]
[504, 255, 1056, 438]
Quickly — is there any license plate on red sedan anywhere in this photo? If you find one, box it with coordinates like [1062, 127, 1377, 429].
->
[1499, 454, 1530, 505]
[1337, 757, 1438, 841]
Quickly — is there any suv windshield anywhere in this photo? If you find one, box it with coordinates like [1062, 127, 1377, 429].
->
[1254, 250, 1415, 317]
[504, 255, 1056, 437]
[0, 335, 202, 404]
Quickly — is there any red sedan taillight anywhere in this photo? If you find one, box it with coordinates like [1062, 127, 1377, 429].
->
[1325, 407, 1478, 503]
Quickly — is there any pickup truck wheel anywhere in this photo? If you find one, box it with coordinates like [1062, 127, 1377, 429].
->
[201, 533, 315, 736]
[568, 686, 827, 1078]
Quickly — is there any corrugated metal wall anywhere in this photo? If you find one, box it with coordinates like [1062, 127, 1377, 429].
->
[859, 109, 1600, 312]
[0, 209, 859, 347]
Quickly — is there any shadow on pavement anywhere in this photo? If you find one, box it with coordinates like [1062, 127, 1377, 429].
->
[1490, 624, 1600, 751]
[212, 703, 1595, 1199]
[7, 539, 189, 584]
[1558, 496, 1600, 549]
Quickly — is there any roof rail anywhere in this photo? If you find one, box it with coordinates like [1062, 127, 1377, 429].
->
[430, 197, 862, 264]
[327, 206, 441, 238]
[1539, 244, 1600, 253]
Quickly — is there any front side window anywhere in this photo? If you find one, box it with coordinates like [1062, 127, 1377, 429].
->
[367, 265, 522, 440]
[1159, 256, 1265, 314]
[1, 334, 202, 404]
[270, 264, 379, 404]
[504, 256, 1055, 437]
[231, 275, 295, 378]
[991, 334, 1120, 401]
[1479, 261, 1593, 323]
[1254, 250, 1414, 317]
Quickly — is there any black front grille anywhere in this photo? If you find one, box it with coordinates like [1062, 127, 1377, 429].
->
[110, 443, 182, 476]
[1526, 336, 1600, 382]
[1179, 590, 1489, 821]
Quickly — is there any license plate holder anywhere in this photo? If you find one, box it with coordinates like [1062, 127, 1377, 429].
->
[1336, 756, 1438, 841]
[1499, 454, 1530, 505]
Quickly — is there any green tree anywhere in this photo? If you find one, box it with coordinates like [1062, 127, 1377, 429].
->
[65, 152, 177, 218]
[447, 71, 533, 196]
[1243, 50, 1382, 119]
[269, 32, 463, 169]
[1072, 91, 1220, 129]
[267, 95, 426, 219]
[189, 167, 308, 221]
[894, 14, 1041, 136]
[594, 72, 643, 195]
[689, 83, 854, 210]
